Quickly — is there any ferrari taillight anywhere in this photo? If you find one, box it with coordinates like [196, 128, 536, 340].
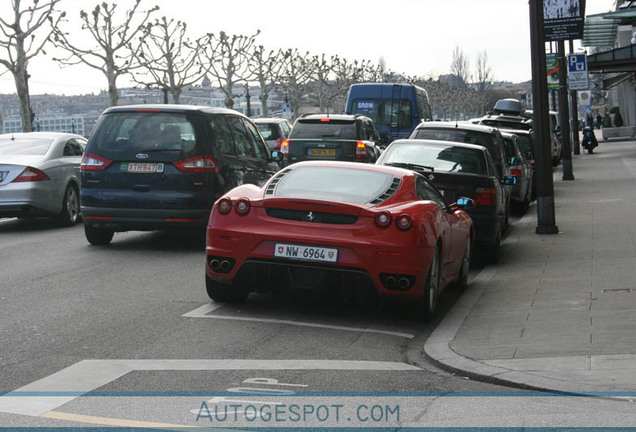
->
[356, 141, 367, 159]
[475, 187, 497, 206]
[217, 198, 232, 214]
[235, 198, 251, 215]
[375, 211, 392, 228]
[396, 214, 413, 231]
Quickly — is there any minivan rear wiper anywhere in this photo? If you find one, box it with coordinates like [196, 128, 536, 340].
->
[384, 162, 435, 172]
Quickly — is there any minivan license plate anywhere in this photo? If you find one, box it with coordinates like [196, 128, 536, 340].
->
[274, 243, 338, 262]
[125, 162, 164, 173]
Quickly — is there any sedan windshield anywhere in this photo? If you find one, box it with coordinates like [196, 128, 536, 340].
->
[274, 166, 394, 204]
[0, 138, 53, 155]
[383, 143, 487, 175]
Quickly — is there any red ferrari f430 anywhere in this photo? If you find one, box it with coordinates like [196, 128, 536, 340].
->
[205, 161, 474, 319]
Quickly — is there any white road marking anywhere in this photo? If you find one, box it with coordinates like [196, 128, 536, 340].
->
[0, 359, 420, 417]
[181, 301, 224, 317]
[182, 303, 415, 339]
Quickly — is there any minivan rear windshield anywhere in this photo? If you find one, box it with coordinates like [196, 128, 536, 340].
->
[290, 120, 356, 140]
[89, 112, 200, 156]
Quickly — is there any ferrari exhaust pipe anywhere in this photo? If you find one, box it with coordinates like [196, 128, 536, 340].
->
[398, 277, 410, 289]
[384, 276, 396, 289]
[220, 260, 232, 272]
[210, 259, 221, 271]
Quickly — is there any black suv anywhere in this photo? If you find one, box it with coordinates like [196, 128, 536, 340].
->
[80, 105, 280, 245]
[281, 114, 381, 165]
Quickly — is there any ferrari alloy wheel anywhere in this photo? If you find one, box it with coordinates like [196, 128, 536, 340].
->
[84, 224, 114, 245]
[206, 275, 248, 302]
[457, 238, 471, 290]
[416, 246, 440, 321]
[58, 185, 80, 226]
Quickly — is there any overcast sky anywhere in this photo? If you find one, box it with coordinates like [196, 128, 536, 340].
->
[0, 0, 615, 96]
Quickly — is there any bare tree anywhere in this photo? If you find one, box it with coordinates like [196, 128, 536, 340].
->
[450, 46, 471, 86]
[330, 57, 370, 110]
[53, 0, 158, 106]
[132, 16, 205, 104]
[248, 45, 284, 116]
[475, 50, 492, 92]
[0, 0, 62, 132]
[278, 49, 314, 119]
[200, 30, 259, 109]
[308, 53, 335, 111]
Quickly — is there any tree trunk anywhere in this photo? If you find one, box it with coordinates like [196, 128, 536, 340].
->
[14, 68, 33, 132]
[171, 88, 181, 104]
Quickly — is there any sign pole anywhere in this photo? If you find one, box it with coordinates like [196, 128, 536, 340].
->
[569, 40, 581, 155]
[530, 0, 559, 234]
[558, 40, 574, 181]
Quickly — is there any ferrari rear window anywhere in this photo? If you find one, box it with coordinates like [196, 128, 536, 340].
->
[274, 166, 394, 204]
[0, 138, 53, 155]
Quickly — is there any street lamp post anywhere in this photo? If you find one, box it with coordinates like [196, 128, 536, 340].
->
[529, 0, 559, 234]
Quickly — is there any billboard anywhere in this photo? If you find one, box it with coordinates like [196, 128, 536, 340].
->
[546, 53, 559, 90]
[543, 0, 586, 41]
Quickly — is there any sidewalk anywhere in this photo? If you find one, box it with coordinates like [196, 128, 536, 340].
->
[425, 134, 636, 396]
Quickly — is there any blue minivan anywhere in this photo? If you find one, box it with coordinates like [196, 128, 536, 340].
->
[344, 83, 433, 144]
[80, 105, 280, 245]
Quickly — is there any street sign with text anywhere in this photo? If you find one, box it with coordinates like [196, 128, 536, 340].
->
[567, 53, 589, 90]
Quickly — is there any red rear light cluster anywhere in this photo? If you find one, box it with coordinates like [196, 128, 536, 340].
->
[13, 167, 50, 182]
[374, 211, 413, 231]
[356, 141, 367, 159]
[235, 198, 251, 215]
[475, 187, 497, 206]
[281, 140, 289, 157]
[174, 155, 218, 173]
[274, 137, 283, 150]
[396, 214, 413, 231]
[217, 198, 232, 214]
[80, 153, 112, 171]
[320, 118, 331, 122]
[510, 168, 523, 177]
[375, 211, 392, 228]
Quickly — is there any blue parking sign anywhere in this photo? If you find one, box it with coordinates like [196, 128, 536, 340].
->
[568, 54, 587, 73]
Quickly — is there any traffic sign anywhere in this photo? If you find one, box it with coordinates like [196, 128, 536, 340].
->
[567, 53, 588, 91]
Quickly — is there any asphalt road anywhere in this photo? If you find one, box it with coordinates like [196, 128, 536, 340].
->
[1, 217, 636, 429]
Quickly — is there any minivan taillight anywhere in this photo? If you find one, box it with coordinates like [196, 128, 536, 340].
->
[475, 187, 497, 207]
[13, 167, 50, 182]
[80, 153, 112, 171]
[356, 141, 367, 158]
[174, 155, 218, 173]
[281, 140, 289, 157]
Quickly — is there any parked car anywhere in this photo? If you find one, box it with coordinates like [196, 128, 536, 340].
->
[499, 128, 537, 200]
[205, 161, 473, 319]
[377, 139, 516, 263]
[0, 132, 87, 225]
[501, 132, 533, 214]
[409, 121, 512, 230]
[281, 114, 381, 166]
[80, 105, 281, 245]
[254, 118, 292, 151]
[524, 109, 563, 166]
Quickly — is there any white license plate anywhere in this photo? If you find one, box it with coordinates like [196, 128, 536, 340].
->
[126, 162, 164, 173]
[274, 243, 338, 262]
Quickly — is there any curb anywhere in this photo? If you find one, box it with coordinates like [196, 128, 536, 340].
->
[422, 210, 632, 397]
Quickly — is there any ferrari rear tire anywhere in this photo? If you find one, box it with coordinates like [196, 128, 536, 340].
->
[457, 238, 471, 290]
[206, 275, 248, 302]
[415, 246, 440, 321]
[84, 224, 114, 245]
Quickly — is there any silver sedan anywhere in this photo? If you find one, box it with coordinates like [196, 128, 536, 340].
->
[0, 132, 87, 225]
